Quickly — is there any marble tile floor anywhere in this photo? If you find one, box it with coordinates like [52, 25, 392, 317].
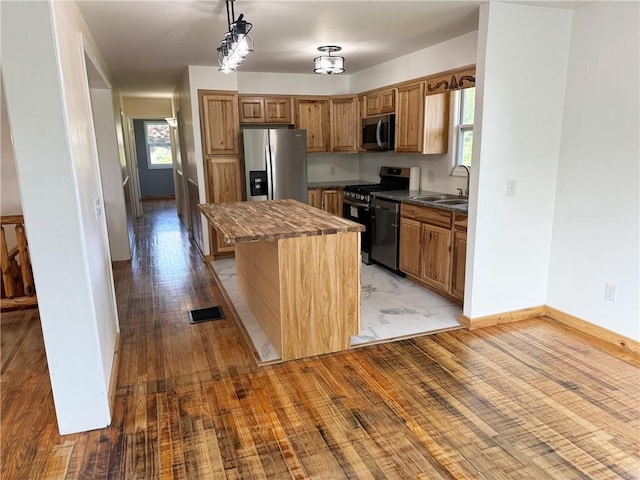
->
[211, 258, 462, 364]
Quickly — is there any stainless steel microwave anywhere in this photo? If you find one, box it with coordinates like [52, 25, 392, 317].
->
[362, 114, 395, 151]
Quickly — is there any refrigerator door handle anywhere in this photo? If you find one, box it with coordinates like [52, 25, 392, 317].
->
[265, 145, 274, 200]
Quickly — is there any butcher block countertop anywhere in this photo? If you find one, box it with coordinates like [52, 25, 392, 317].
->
[199, 199, 365, 244]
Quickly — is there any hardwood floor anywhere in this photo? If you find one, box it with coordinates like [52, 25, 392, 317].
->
[2, 199, 639, 479]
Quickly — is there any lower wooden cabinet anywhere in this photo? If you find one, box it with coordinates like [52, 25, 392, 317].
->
[206, 155, 243, 255]
[400, 203, 454, 296]
[450, 213, 468, 301]
[307, 188, 322, 209]
[421, 223, 451, 291]
[308, 188, 343, 216]
[399, 218, 421, 277]
[321, 190, 343, 216]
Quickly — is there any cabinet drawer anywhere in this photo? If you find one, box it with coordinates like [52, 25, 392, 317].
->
[454, 214, 468, 232]
[401, 203, 452, 228]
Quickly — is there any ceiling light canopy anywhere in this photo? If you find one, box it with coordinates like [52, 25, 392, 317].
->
[217, 0, 254, 74]
[314, 46, 345, 75]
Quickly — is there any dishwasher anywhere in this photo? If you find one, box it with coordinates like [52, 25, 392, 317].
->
[371, 196, 404, 275]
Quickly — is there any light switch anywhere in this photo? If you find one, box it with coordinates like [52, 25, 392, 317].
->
[506, 180, 516, 197]
[94, 197, 102, 218]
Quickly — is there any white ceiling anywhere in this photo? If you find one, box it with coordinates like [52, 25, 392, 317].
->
[77, 0, 483, 95]
[76, 0, 589, 96]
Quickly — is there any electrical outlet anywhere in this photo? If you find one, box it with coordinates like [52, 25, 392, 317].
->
[427, 170, 435, 183]
[329, 164, 335, 175]
[506, 179, 517, 197]
[605, 283, 616, 302]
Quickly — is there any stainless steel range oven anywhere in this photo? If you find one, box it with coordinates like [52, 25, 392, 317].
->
[343, 167, 410, 264]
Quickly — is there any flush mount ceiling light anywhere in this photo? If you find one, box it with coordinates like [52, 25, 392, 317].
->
[217, 0, 254, 74]
[314, 46, 345, 75]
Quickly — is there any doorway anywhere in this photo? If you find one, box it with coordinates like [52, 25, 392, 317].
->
[133, 119, 176, 199]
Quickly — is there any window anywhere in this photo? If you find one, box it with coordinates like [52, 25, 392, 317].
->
[455, 87, 475, 168]
[144, 121, 173, 169]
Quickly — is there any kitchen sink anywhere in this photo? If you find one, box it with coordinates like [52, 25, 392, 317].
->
[433, 198, 468, 206]
[409, 194, 458, 201]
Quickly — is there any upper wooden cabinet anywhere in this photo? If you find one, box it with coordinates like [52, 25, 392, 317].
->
[238, 97, 264, 123]
[396, 84, 450, 154]
[238, 96, 293, 124]
[330, 96, 358, 153]
[295, 98, 330, 152]
[365, 88, 395, 116]
[424, 92, 450, 154]
[199, 91, 240, 155]
[395, 82, 426, 153]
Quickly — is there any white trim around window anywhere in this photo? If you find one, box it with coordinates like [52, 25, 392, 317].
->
[143, 120, 173, 170]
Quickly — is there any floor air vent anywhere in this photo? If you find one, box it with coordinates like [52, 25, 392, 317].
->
[189, 306, 225, 324]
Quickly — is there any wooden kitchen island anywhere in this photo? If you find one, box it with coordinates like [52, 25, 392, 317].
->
[199, 199, 365, 361]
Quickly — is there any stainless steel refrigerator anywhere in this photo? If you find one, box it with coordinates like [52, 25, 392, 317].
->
[242, 128, 308, 203]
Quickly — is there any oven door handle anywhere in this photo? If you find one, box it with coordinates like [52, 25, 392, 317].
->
[343, 198, 369, 209]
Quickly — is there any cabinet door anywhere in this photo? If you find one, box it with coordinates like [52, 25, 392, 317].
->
[421, 223, 451, 292]
[400, 217, 421, 277]
[321, 189, 343, 216]
[380, 89, 395, 113]
[330, 96, 358, 152]
[357, 95, 366, 152]
[200, 92, 240, 154]
[450, 229, 467, 301]
[308, 189, 322, 209]
[395, 82, 425, 153]
[424, 92, 450, 154]
[366, 89, 395, 116]
[265, 97, 293, 124]
[206, 155, 243, 254]
[295, 98, 330, 152]
[239, 97, 265, 123]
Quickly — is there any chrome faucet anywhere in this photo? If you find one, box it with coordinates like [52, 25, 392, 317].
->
[451, 164, 470, 198]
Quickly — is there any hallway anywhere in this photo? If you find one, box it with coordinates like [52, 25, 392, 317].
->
[1, 200, 638, 479]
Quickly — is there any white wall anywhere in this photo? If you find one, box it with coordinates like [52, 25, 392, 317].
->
[547, 2, 639, 340]
[349, 31, 477, 94]
[90, 88, 131, 261]
[465, 3, 572, 319]
[2, 0, 119, 434]
[121, 97, 172, 117]
[238, 72, 349, 96]
[307, 153, 359, 183]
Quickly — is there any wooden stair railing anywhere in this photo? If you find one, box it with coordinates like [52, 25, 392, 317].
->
[1, 215, 37, 311]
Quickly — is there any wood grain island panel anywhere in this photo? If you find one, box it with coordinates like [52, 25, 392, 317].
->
[199, 199, 363, 361]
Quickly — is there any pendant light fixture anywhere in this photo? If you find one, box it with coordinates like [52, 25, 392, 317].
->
[217, 0, 254, 74]
[314, 46, 345, 75]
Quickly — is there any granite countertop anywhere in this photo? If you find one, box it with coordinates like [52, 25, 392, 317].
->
[375, 190, 469, 214]
[199, 199, 365, 244]
[308, 180, 371, 189]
